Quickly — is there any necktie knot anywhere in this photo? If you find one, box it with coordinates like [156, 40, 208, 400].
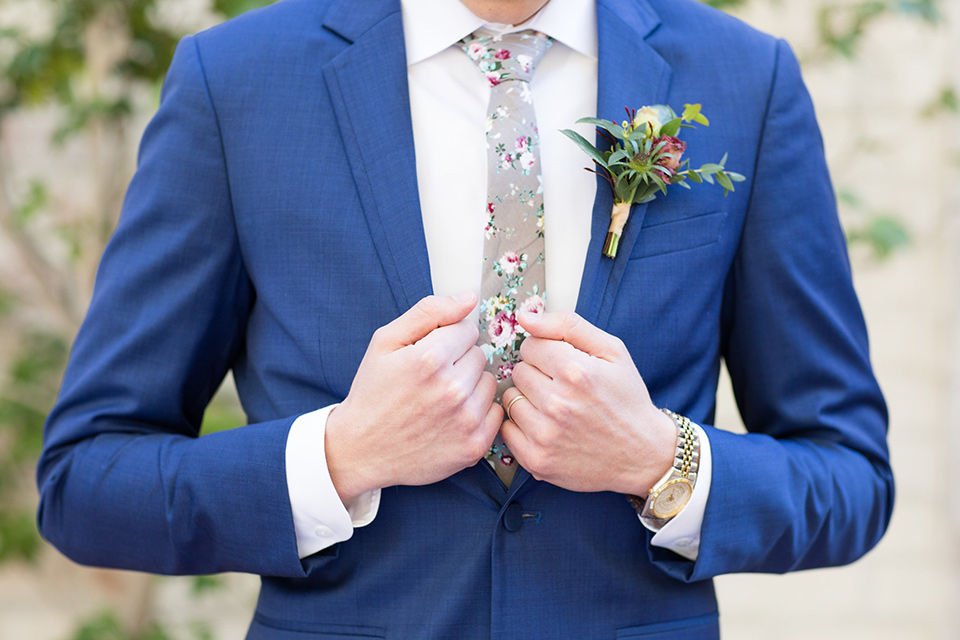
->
[461, 29, 552, 87]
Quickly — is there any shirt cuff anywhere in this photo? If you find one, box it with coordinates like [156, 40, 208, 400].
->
[640, 422, 712, 561]
[285, 404, 381, 559]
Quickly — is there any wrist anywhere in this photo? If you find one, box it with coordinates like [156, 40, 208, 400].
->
[627, 409, 701, 528]
[634, 408, 680, 496]
[324, 404, 379, 504]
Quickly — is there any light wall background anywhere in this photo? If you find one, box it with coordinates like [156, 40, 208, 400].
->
[0, 0, 958, 638]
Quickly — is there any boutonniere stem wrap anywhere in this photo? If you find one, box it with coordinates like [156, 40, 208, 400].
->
[561, 104, 746, 258]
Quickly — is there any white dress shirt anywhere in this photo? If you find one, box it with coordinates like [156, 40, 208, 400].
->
[285, 0, 712, 562]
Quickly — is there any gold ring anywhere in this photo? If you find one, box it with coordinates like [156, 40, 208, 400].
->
[505, 393, 527, 422]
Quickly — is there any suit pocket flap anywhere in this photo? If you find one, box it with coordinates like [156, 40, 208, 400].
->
[630, 211, 727, 260]
[615, 612, 719, 639]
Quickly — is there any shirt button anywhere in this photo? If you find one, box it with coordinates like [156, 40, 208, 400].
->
[675, 537, 693, 547]
[315, 525, 333, 538]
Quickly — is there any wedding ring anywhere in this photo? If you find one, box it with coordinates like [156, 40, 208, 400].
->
[505, 393, 527, 422]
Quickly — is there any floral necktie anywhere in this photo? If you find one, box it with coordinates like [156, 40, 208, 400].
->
[460, 29, 552, 486]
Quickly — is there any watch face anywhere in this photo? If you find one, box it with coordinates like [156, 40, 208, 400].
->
[651, 478, 693, 519]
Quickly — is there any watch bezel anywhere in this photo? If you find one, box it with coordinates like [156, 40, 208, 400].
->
[648, 477, 693, 519]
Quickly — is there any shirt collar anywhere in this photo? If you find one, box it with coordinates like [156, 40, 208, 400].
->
[400, 0, 598, 66]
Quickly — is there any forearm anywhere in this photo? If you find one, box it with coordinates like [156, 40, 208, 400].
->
[37, 415, 308, 577]
[647, 423, 892, 582]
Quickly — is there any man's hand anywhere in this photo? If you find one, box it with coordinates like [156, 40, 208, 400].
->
[325, 292, 503, 503]
[500, 310, 677, 495]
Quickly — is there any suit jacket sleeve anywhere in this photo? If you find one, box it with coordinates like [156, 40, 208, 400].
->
[35, 36, 311, 578]
[648, 39, 894, 581]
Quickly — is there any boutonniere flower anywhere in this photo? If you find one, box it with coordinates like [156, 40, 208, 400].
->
[561, 104, 746, 258]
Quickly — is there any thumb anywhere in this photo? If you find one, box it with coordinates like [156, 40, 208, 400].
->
[377, 292, 477, 350]
[517, 309, 621, 360]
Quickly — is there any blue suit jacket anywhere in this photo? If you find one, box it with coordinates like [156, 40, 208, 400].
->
[37, 0, 893, 637]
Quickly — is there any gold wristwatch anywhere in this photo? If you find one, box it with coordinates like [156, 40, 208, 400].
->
[628, 409, 700, 529]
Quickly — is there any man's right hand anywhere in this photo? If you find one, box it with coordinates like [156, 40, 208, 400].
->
[324, 292, 502, 503]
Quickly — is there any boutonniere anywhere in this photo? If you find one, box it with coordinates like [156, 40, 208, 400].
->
[561, 104, 746, 258]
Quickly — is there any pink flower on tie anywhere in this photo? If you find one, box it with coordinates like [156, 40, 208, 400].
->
[497, 362, 515, 380]
[515, 136, 530, 153]
[494, 49, 511, 60]
[500, 251, 521, 275]
[467, 42, 485, 61]
[489, 311, 518, 350]
[518, 152, 536, 171]
[520, 294, 545, 315]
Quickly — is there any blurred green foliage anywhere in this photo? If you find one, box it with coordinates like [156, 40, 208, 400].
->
[922, 86, 959, 118]
[702, 0, 943, 60]
[11, 181, 48, 227]
[199, 399, 246, 435]
[1, 0, 277, 118]
[0, 510, 43, 562]
[0, 331, 67, 561]
[0, 332, 67, 463]
[70, 611, 171, 640]
[702, 0, 750, 9]
[815, 0, 940, 59]
[0, 291, 14, 319]
[837, 189, 913, 261]
[847, 216, 912, 260]
[190, 574, 226, 596]
[70, 608, 216, 640]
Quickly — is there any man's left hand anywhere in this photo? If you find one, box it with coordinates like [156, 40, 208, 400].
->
[500, 310, 677, 495]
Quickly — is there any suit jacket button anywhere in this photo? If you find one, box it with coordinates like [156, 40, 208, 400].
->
[503, 503, 523, 532]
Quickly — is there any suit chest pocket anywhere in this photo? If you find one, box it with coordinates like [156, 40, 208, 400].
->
[630, 211, 728, 260]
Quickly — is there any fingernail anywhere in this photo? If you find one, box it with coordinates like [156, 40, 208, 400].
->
[455, 291, 475, 304]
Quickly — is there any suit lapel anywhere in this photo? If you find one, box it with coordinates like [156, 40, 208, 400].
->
[511, 0, 671, 498]
[575, 0, 672, 330]
[323, 0, 433, 314]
